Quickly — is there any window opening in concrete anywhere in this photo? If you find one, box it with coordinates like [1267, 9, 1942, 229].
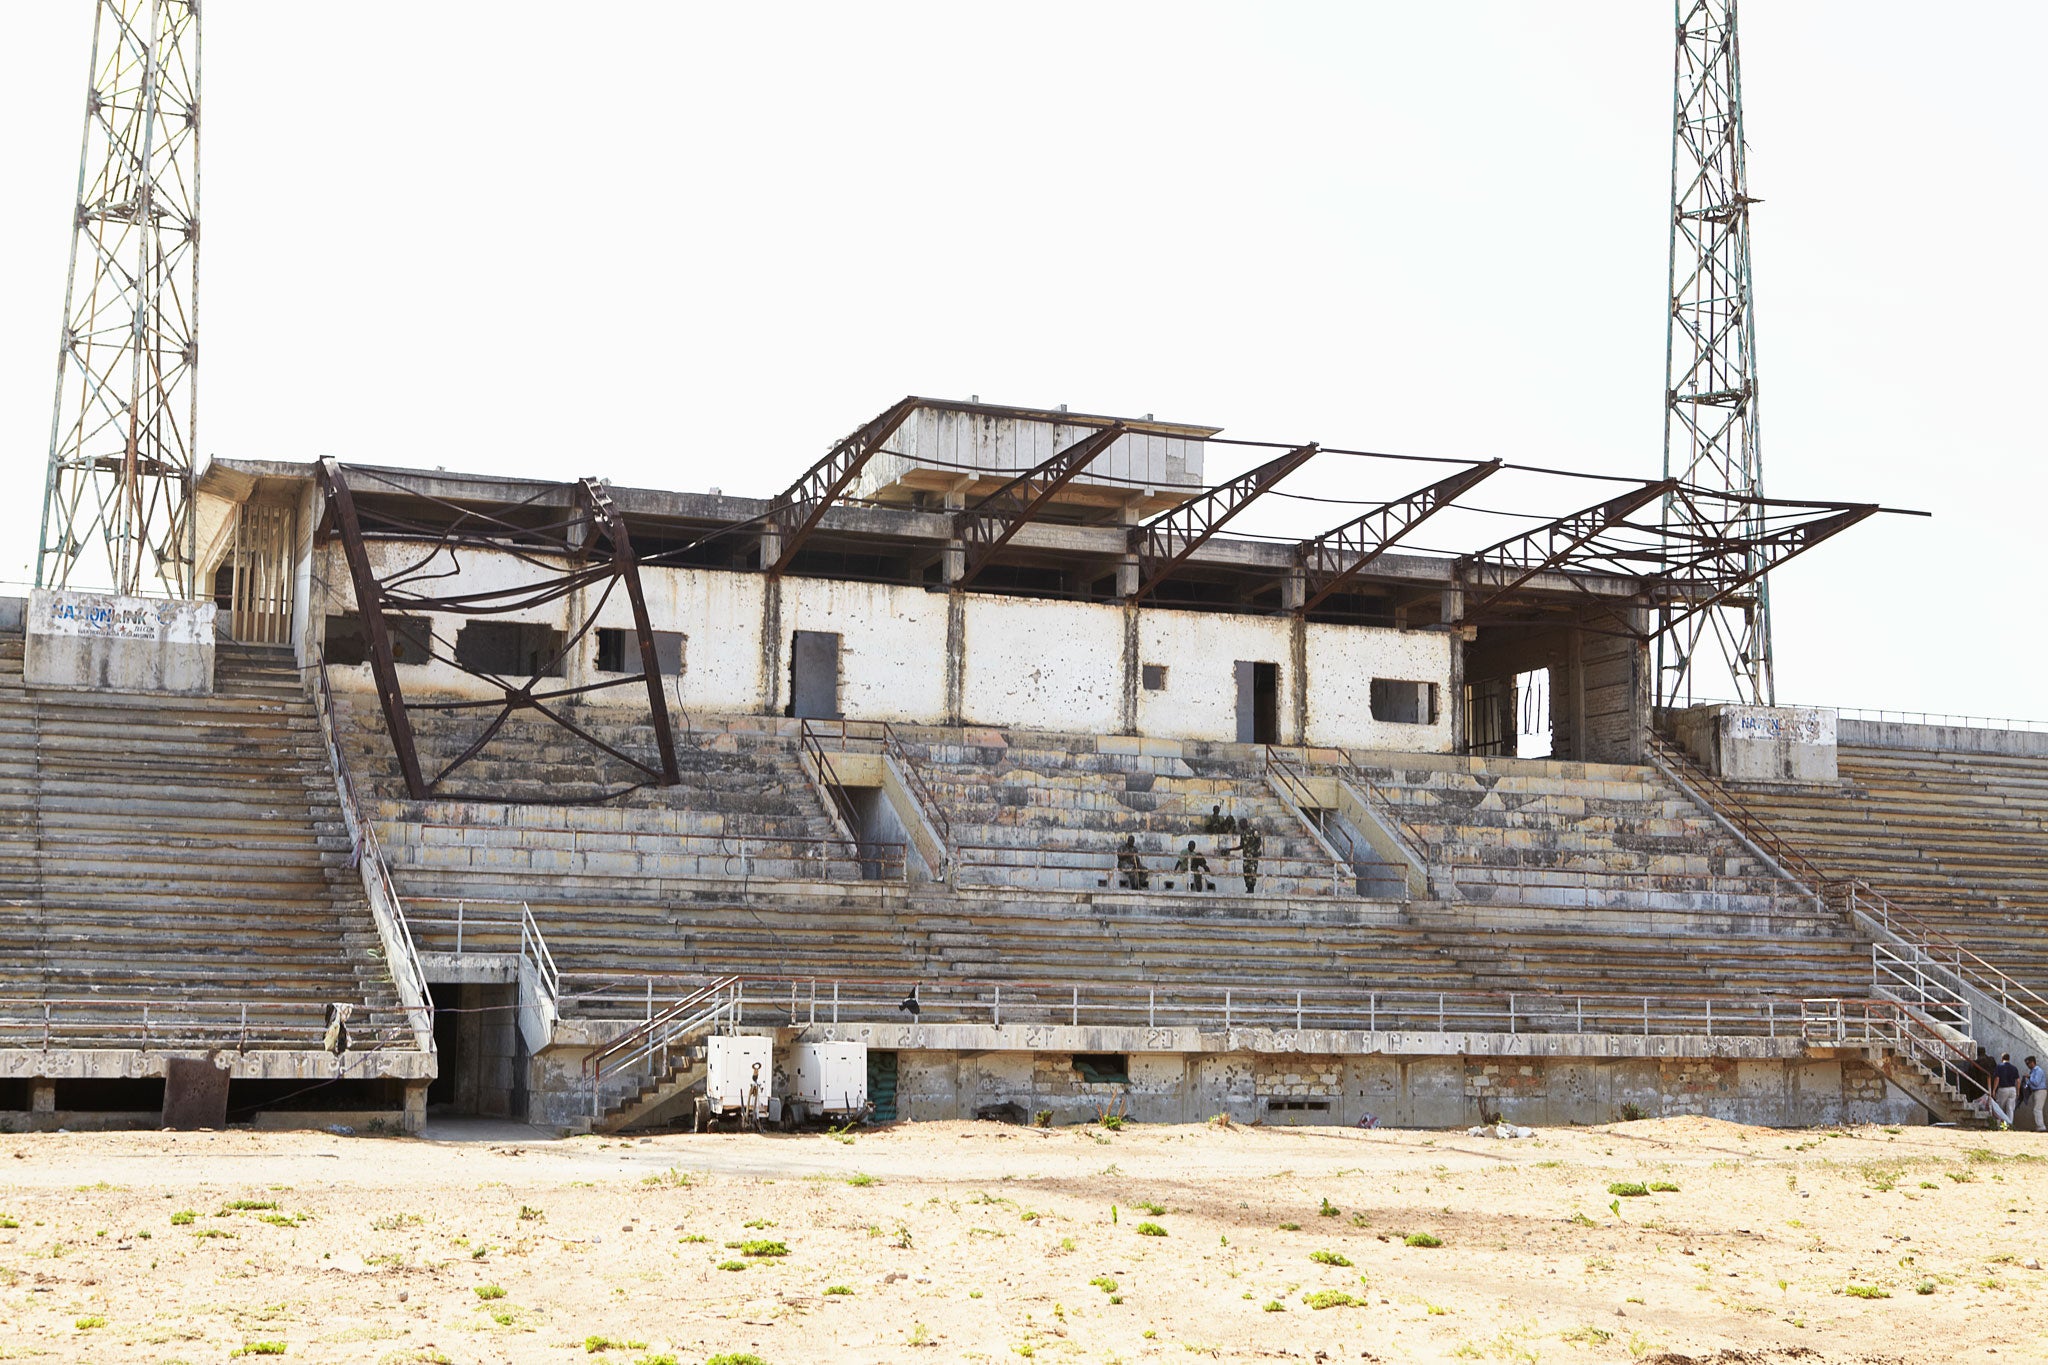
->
[1463, 676, 1516, 756]
[596, 627, 684, 675]
[1370, 678, 1440, 725]
[1516, 668, 1553, 757]
[1142, 664, 1169, 691]
[1235, 661, 1280, 745]
[454, 621, 565, 677]
[324, 613, 432, 667]
[1074, 1054, 1131, 1085]
[790, 630, 842, 719]
[1267, 1098, 1331, 1113]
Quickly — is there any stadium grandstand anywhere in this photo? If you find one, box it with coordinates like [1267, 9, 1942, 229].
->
[5, 396, 2038, 1134]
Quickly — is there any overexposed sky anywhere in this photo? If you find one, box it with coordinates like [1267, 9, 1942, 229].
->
[1, 4, 2040, 719]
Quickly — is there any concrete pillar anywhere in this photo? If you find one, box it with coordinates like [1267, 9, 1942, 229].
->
[402, 1080, 429, 1135]
[760, 576, 783, 717]
[1120, 602, 1140, 735]
[29, 1080, 55, 1114]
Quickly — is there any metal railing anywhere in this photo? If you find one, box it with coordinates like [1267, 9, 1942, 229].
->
[406, 898, 561, 1011]
[584, 975, 741, 1119]
[1263, 747, 1381, 888]
[802, 717, 953, 845]
[1647, 735, 1831, 896]
[556, 971, 1822, 1040]
[0, 997, 415, 1051]
[1801, 996, 1980, 1101]
[1337, 751, 1437, 858]
[309, 648, 436, 1051]
[1835, 706, 2048, 736]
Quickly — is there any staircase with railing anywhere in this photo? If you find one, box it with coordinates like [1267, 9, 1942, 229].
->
[576, 975, 741, 1133]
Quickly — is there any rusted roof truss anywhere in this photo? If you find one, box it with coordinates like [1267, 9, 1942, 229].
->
[316, 460, 680, 802]
[954, 423, 1127, 589]
[763, 396, 919, 576]
[1294, 459, 1503, 615]
[1130, 443, 1319, 603]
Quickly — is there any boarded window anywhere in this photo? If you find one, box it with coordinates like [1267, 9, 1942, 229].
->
[1370, 678, 1439, 725]
[324, 614, 433, 667]
[454, 621, 565, 677]
[595, 627, 684, 675]
[1073, 1054, 1130, 1085]
[790, 630, 841, 719]
[1141, 664, 1169, 691]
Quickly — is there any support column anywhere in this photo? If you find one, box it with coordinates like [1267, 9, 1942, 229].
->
[1284, 569, 1308, 745]
[402, 1079, 429, 1135]
[943, 480, 970, 726]
[1442, 587, 1467, 754]
[760, 575, 784, 718]
[1120, 601, 1140, 735]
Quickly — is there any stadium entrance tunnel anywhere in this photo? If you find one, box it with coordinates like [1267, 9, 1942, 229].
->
[429, 982, 528, 1120]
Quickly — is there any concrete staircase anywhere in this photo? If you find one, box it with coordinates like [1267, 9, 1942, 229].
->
[1344, 751, 1804, 922]
[0, 635, 409, 1049]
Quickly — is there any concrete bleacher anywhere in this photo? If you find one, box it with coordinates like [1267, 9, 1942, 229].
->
[1723, 744, 2048, 988]
[1344, 751, 1805, 923]
[335, 702, 871, 897]
[895, 728, 1346, 896]
[0, 635, 408, 1048]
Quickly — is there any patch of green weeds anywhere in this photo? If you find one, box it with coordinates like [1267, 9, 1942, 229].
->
[1277, 1221, 1301, 1231]
[1405, 1232, 1443, 1248]
[845, 1173, 879, 1187]
[1318, 1197, 1340, 1217]
[583, 1337, 648, 1353]
[1607, 1182, 1649, 1198]
[735, 1240, 788, 1257]
[518, 1205, 546, 1222]
[475, 1284, 506, 1300]
[1090, 1276, 1118, 1294]
[639, 1167, 691, 1188]
[1301, 1289, 1360, 1310]
[1843, 1284, 1891, 1299]
[230, 1346, 287, 1358]
[224, 1200, 279, 1212]
[1262, 1299, 1284, 1312]
[1309, 1249, 1352, 1267]
[169, 1210, 196, 1225]
[1135, 1222, 1167, 1237]
[371, 1212, 422, 1231]
[1647, 1181, 1679, 1193]
[75, 1315, 107, 1330]
[717, 1260, 747, 1272]
[1136, 1200, 1166, 1216]
[825, 1284, 853, 1295]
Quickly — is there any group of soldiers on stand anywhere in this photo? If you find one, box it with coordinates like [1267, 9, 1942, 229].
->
[1114, 804, 1264, 894]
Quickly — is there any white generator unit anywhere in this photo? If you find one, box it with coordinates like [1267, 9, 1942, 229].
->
[694, 1035, 772, 1131]
[786, 1040, 869, 1126]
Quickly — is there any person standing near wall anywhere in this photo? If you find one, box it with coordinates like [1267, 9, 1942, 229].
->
[1238, 822, 1263, 893]
[2025, 1056, 2046, 1132]
[1992, 1053, 2021, 1129]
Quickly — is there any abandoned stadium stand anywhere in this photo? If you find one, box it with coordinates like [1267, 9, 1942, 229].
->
[0, 627, 430, 1131]
[3, 397, 1997, 1132]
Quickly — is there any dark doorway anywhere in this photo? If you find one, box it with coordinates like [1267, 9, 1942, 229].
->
[866, 1050, 899, 1121]
[791, 630, 842, 719]
[1235, 660, 1280, 745]
[428, 982, 462, 1108]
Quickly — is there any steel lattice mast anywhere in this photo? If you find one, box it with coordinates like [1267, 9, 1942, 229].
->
[1659, 0, 1770, 707]
[37, 0, 201, 599]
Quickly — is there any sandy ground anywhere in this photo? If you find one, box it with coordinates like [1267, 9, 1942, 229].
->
[0, 1116, 2043, 1364]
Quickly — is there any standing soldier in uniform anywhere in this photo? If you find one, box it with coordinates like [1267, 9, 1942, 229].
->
[1237, 821, 1263, 893]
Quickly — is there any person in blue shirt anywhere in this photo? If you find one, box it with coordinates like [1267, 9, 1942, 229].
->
[2025, 1056, 2047, 1133]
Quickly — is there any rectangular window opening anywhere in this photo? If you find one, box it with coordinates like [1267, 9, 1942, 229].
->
[1267, 1099, 1332, 1113]
[595, 627, 684, 675]
[454, 621, 565, 677]
[1370, 678, 1439, 725]
[324, 613, 433, 667]
[1141, 664, 1169, 691]
[1073, 1053, 1130, 1086]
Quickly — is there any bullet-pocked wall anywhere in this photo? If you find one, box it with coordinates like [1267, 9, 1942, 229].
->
[314, 544, 1456, 750]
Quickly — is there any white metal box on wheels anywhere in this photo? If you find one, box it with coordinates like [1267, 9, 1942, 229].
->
[694, 1036, 772, 1131]
[786, 1041, 869, 1126]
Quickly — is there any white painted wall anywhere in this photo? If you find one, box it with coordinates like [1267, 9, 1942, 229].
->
[315, 542, 1453, 750]
[1302, 621, 1453, 751]
[959, 596, 1124, 734]
[778, 576, 948, 722]
[1136, 607, 1290, 742]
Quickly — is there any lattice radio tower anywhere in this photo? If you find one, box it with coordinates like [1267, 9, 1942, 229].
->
[36, 0, 201, 599]
[1659, 0, 1772, 707]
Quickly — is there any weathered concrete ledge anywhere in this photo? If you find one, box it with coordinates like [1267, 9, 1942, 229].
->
[0, 1048, 436, 1081]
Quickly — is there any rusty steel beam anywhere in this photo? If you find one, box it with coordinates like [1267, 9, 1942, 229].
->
[764, 396, 919, 576]
[1650, 503, 1879, 640]
[318, 458, 429, 800]
[578, 479, 680, 786]
[954, 424, 1127, 589]
[1129, 443, 1318, 603]
[1459, 478, 1679, 616]
[1294, 459, 1502, 616]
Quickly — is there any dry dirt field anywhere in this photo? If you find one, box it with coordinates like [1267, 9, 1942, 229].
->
[0, 1116, 2043, 1364]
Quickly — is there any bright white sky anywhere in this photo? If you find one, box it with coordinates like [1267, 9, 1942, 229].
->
[1, 4, 2040, 719]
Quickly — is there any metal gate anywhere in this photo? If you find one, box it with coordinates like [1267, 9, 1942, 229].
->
[220, 502, 297, 645]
